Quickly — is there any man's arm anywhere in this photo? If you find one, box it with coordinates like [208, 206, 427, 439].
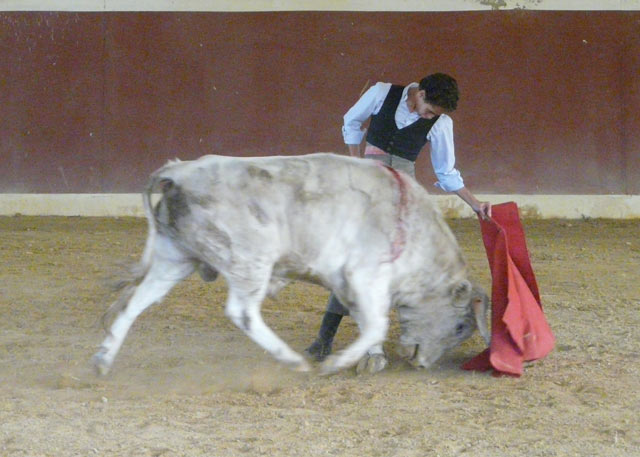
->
[427, 116, 491, 219]
[342, 83, 390, 155]
[455, 186, 492, 220]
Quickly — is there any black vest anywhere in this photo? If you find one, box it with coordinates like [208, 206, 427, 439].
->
[366, 85, 439, 162]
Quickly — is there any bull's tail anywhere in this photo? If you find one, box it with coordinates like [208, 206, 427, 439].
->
[100, 175, 164, 331]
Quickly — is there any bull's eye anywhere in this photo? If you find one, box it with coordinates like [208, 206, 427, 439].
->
[455, 323, 467, 336]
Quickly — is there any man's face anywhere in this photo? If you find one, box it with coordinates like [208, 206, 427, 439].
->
[413, 89, 446, 119]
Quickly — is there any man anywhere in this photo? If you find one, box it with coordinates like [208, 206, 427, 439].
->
[306, 73, 491, 365]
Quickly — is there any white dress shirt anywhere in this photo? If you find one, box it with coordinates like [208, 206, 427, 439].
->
[342, 82, 464, 192]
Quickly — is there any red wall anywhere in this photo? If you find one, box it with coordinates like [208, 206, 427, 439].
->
[1, 11, 638, 194]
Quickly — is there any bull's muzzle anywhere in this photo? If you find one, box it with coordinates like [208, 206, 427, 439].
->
[397, 344, 422, 367]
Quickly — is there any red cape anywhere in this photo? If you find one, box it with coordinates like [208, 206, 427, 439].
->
[462, 202, 555, 376]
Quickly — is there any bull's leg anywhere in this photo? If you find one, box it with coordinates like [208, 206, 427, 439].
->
[225, 278, 311, 372]
[320, 278, 391, 375]
[93, 244, 194, 375]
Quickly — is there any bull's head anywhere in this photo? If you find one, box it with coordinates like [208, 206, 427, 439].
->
[396, 280, 490, 369]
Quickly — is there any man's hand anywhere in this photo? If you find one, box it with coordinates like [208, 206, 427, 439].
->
[475, 201, 492, 221]
[455, 187, 491, 221]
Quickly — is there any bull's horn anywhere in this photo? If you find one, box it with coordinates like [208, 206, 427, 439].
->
[472, 296, 491, 346]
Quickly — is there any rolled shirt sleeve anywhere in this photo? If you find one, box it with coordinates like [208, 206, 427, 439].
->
[342, 82, 391, 145]
[427, 115, 465, 192]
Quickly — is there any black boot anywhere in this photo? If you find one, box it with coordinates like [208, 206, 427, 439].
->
[305, 311, 343, 361]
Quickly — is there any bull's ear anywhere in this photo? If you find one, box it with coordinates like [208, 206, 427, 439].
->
[452, 280, 472, 307]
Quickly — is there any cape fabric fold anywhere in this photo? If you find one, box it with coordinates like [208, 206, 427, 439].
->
[462, 202, 555, 376]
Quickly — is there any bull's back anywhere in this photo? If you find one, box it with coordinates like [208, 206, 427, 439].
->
[150, 153, 459, 276]
[149, 154, 404, 266]
[156, 153, 396, 220]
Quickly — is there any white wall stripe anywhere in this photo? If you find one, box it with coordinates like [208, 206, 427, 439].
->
[1, 194, 638, 218]
[1, 0, 639, 12]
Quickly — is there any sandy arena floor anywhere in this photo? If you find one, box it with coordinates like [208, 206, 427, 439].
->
[1, 215, 638, 457]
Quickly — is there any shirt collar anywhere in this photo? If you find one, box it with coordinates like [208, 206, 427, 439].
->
[400, 82, 421, 119]
[401, 82, 419, 104]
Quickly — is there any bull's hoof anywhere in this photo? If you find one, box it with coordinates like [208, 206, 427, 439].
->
[290, 359, 312, 373]
[356, 353, 388, 375]
[304, 338, 333, 362]
[280, 355, 311, 373]
[91, 350, 112, 377]
[318, 355, 342, 376]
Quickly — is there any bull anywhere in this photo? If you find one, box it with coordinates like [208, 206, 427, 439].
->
[93, 153, 490, 375]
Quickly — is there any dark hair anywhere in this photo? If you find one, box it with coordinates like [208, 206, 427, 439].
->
[419, 73, 459, 111]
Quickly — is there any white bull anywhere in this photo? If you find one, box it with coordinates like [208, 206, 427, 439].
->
[93, 153, 489, 375]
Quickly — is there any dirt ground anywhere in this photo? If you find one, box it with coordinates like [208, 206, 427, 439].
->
[1, 215, 638, 457]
